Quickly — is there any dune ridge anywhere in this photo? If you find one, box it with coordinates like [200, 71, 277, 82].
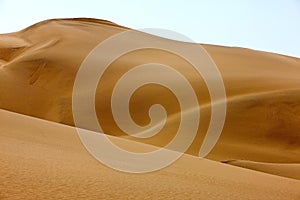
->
[19, 18, 128, 33]
[223, 160, 300, 180]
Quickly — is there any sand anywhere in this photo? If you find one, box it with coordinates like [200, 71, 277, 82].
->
[0, 18, 300, 198]
[223, 160, 300, 180]
[0, 109, 299, 199]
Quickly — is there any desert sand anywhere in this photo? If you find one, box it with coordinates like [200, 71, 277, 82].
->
[0, 18, 300, 199]
[0, 109, 300, 199]
[223, 160, 300, 180]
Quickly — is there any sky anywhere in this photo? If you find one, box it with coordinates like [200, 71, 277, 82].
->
[0, 0, 299, 58]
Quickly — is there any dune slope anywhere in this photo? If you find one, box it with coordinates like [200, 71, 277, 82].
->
[0, 18, 300, 180]
[0, 109, 300, 199]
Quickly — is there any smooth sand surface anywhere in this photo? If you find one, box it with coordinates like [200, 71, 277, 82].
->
[0, 109, 299, 199]
[0, 18, 300, 197]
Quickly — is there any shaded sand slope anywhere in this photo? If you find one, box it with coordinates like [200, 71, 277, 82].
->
[0, 18, 300, 170]
[224, 160, 300, 180]
[0, 109, 300, 199]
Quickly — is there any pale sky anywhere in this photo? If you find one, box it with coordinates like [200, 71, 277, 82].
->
[0, 0, 299, 58]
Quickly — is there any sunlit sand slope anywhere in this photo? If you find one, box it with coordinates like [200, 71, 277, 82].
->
[0, 109, 299, 199]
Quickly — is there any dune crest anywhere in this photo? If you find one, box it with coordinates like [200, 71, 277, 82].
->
[223, 160, 300, 180]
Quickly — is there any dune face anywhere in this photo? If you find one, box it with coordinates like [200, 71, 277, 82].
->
[1, 109, 300, 199]
[0, 17, 300, 188]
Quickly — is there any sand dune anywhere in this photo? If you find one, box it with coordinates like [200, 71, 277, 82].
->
[0, 18, 300, 188]
[0, 109, 299, 199]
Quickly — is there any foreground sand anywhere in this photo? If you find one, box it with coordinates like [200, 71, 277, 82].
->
[0, 109, 299, 199]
